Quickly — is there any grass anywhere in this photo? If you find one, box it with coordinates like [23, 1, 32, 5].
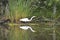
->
[8, 0, 32, 22]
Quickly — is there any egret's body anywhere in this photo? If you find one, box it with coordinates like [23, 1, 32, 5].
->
[20, 16, 35, 22]
[20, 26, 36, 32]
[20, 18, 30, 22]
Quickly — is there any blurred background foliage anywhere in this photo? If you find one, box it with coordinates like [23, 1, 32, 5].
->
[8, 0, 60, 22]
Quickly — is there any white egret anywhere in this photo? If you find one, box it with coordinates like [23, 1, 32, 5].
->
[20, 16, 36, 22]
[20, 26, 36, 32]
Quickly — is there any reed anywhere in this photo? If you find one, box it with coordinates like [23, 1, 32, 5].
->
[8, 0, 32, 22]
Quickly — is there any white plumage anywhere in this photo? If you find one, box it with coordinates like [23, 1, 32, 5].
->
[20, 26, 36, 32]
[20, 16, 36, 22]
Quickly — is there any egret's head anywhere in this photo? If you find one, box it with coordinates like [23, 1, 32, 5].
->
[32, 16, 36, 18]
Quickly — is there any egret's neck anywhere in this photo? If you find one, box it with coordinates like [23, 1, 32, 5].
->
[30, 16, 35, 21]
[29, 27, 35, 32]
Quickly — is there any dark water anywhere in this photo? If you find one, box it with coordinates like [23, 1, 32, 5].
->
[0, 23, 60, 40]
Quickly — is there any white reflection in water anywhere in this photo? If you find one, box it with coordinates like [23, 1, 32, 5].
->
[20, 26, 36, 32]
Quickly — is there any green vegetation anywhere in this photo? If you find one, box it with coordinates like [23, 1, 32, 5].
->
[8, 0, 60, 22]
[9, 0, 32, 22]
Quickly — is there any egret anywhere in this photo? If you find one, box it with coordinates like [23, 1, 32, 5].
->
[20, 16, 36, 22]
[20, 26, 36, 32]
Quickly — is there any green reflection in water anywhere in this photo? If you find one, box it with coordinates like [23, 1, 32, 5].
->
[7, 23, 54, 40]
[0, 22, 59, 40]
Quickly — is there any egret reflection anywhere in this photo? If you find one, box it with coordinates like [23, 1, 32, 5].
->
[19, 26, 36, 32]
